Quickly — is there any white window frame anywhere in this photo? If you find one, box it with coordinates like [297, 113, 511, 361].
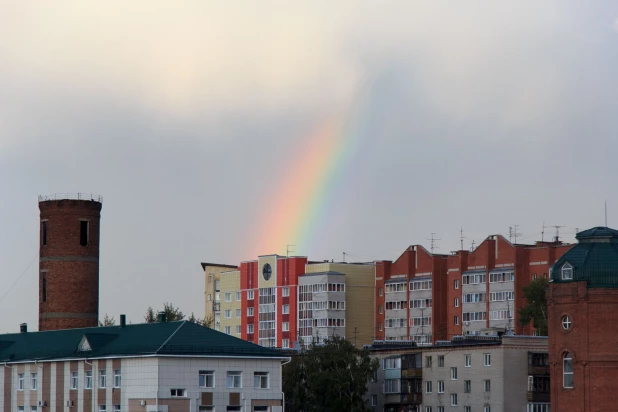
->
[563, 352, 573, 388]
[85, 370, 93, 389]
[561, 262, 573, 280]
[254, 372, 269, 389]
[455, 298, 459, 308]
[484, 407, 491, 412]
[99, 370, 106, 388]
[170, 388, 186, 397]
[247, 324, 254, 334]
[224, 326, 231, 334]
[450, 367, 457, 380]
[247, 307, 254, 316]
[236, 291, 241, 301]
[562, 315, 572, 330]
[224, 292, 232, 302]
[282, 304, 290, 314]
[282, 338, 290, 348]
[113, 369, 121, 388]
[199, 370, 215, 388]
[18, 373, 24, 390]
[371, 395, 377, 406]
[282, 322, 289, 332]
[224, 309, 231, 319]
[71, 372, 78, 390]
[282, 287, 290, 297]
[450, 394, 458, 406]
[454, 279, 459, 289]
[425, 381, 432, 394]
[464, 354, 471, 367]
[227, 371, 243, 389]
[236, 325, 241, 334]
[31, 373, 38, 390]
[484, 379, 491, 392]
[236, 309, 241, 318]
[247, 290, 254, 300]
[438, 380, 444, 393]
[484, 353, 491, 366]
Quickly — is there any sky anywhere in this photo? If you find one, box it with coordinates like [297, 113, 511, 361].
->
[1, 1, 618, 333]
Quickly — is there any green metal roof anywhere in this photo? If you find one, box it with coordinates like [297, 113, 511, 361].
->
[552, 226, 618, 288]
[0, 321, 284, 363]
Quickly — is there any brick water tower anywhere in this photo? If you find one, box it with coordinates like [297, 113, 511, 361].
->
[38, 194, 102, 331]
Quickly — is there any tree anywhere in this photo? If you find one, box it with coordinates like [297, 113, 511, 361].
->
[188, 312, 214, 328]
[519, 277, 549, 336]
[99, 314, 116, 326]
[144, 302, 184, 323]
[283, 336, 379, 412]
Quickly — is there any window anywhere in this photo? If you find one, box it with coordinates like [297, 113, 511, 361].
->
[114, 406, 121, 412]
[247, 307, 254, 316]
[170, 389, 186, 397]
[425, 381, 432, 393]
[462, 311, 487, 322]
[378, 305, 383, 314]
[224, 309, 231, 318]
[379, 288, 383, 296]
[371, 395, 377, 406]
[227, 371, 242, 388]
[527, 404, 550, 412]
[236, 325, 241, 334]
[99, 406, 106, 412]
[282, 338, 290, 348]
[42, 276, 47, 302]
[247, 324, 254, 334]
[236, 309, 241, 318]
[464, 380, 471, 393]
[563, 352, 573, 388]
[41, 221, 48, 246]
[99, 370, 106, 388]
[80, 220, 89, 246]
[409, 279, 432, 291]
[489, 270, 515, 283]
[71, 371, 78, 389]
[282, 304, 290, 314]
[113, 369, 121, 388]
[454, 279, 459, 289]
[224, 326, 231, 334]
[254, 372, 269, 389]
[532, 273, 537, 280]
[425, 356, 432, 368]
[484, 354, 491, 366]
[425, 408, 432, 412]
[465, 408, 471, 412]
[85, 370, 92, 389]
[383, 379, 400, 393]
[282, 322, 289, 332]
[463, 292, 487, 303]
[454, 316, 459, 325]
[248, 290, 255, 300]
[236, 291, 241, 301]
[484, 379, 491, 392]
[31, 407, 37, 412]
[438, 355, 444, 367]
[199, 371, 215, 388]
[379, 323, 383, 331]
[561, 263, 573, 280]
[464, 354, 471, 367]
[383, 358, 401, 369]
[455, 298, 459, 308]
[462, 272, 486, 284]
[18, 407, 24, 412]
[437, 380, 444, 393]
[562, 315, 572, 330]
[450, 394, 458, 406]
[484, 407, 491, 412]
[18, 373, 24, 390]
[450, 367, 457, 380]
[31, 373, 37, 390]
[438, 408, 445, 412]
[283, 287, 290, 297]
[224, 293, 232, 302]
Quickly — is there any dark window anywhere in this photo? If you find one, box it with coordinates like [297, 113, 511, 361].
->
[42, 276, 47, 302]
[41, 221, 47, 246]
[80, 221, 89, 246]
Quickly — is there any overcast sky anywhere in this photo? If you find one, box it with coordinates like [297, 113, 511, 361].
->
[1, 1, 617, 333]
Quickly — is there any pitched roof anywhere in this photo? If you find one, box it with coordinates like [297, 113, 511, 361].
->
[552, 226, 618, 288]
[0, 321, 284, 363]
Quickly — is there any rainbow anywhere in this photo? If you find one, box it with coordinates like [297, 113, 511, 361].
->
[248, 78, 375, 258]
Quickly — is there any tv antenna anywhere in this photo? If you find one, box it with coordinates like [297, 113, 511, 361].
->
[551, 225, 564, 242]
[286, 245, 295, 257]
[460, 227, 466, 250]
[427, 233, 440, 254]
[509, 225, 522, 244]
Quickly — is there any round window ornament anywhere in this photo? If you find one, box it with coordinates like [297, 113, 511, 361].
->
[262, 263, 272, 281]
[561, 315, 572, 331]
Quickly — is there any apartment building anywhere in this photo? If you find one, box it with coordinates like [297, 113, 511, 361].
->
[375, 245, 449, 345]
[201, 262, 239, 329]
[0, 319, 288, 412]
[366, 335, 550, 412]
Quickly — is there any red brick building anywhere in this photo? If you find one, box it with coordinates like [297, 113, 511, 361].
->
[548, 227, 618, 412]
[38, 194, 102, 331]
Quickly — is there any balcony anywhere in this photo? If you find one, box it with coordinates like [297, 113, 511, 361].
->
[401, 392, 422, 404]
[401, 368, 422, 379]
[528, 364, 550, 375]
[527, 391, 550, 403]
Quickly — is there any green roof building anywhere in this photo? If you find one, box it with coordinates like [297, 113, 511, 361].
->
[0, 320, 288, 412]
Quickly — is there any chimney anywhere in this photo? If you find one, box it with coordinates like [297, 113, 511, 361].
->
[157, 311, 167, 323]
[20, 323, 27, 333]
[119, 314, 126, 328]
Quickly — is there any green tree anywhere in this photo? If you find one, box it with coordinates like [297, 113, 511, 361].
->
[283, 336, 378, 412]
[188, 312, 214, 328]
[519, 277, 549, 336]
[99, 314, 116, 326]
[144, 302, 185, 323]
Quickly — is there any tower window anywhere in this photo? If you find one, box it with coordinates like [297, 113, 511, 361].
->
[42, 276, 47, 302]
[563, 352, 573, 388]
[80, 221, 89, 246]
[561, 263, 573, 280]
[41, 221, 47, 246]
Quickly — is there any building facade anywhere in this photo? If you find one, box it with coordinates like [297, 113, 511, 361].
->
[38, 194, 103, 331]
[202, 262, 239, 329]
[366, 335, 550, 412]
[548, 227, 618, 412]
[0, 320, 288, 412]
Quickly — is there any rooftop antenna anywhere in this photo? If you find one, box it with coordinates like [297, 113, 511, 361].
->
[286, 245, 295, 257]
[509, 225, 522, 244]
[605, 199, 608, 227]
[460, 227, 465, 250]
[470, 240, 476, 252]
[541, 221, 546, 242]
[427, 233, 440, 254]
[552, 225, 564, 242]
[343, 252, 346, 263]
